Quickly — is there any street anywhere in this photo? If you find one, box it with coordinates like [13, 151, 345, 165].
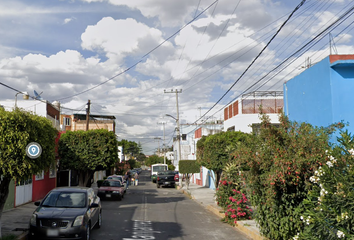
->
[91, 171, 249, 240]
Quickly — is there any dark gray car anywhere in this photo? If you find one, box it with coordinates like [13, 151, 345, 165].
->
[28, 187, 101, 240]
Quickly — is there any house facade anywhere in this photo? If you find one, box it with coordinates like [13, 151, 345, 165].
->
[58, 113, 118, 186]
[1, 99, 60, 209]
[284, 54, 354, 137]
[224, 91, 283, 132]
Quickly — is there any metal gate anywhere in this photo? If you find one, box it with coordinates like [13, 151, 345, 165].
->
[15, 178, 32, 206]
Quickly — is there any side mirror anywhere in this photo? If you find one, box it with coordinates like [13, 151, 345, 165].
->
[90, 203, 99, 208]
[34, 201, 40, 206]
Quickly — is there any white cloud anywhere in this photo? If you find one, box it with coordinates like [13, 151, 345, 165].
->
[81, 17, 171, 62]
[64, 18, 74, 24]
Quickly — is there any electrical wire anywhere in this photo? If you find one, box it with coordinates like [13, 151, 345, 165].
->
[53, 0, 220, 102]
[194, 0, 307, 124]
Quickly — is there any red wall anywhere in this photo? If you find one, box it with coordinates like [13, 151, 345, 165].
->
[32, 172, 56, 201]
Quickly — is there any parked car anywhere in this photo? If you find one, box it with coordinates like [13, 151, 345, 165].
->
[97, 179, 125, 201]
[156, 170, 176, 188]
[174, 171, 179, 181]
[107, 175, 127, 192]
[28, 187, 101, 240]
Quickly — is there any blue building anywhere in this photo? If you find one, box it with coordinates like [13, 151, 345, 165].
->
[284, 54, 354, 135]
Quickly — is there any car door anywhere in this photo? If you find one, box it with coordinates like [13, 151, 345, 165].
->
[88, 188, 99, 227]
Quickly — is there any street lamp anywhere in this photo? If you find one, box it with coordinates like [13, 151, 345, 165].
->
[15, 91, 29, 108]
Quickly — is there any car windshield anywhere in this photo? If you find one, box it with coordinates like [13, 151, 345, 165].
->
[158, 171, 175, 175]
[102, 181, 122, 187]
[153, 166, 167, 172]
[42, 192, 86, 208]
[107, 176, 123, 181]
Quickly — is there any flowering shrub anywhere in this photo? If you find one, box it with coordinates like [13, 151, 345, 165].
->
[298, 131, 354, 240]
[231, 113, 343, 240]
[215, 163, 253, 226]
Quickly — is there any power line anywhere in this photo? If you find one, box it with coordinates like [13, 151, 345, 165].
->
[194, 0, 307, 124]
[53, 0, 220, 102]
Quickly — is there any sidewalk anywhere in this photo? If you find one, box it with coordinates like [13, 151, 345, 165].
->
[1, 201, 36, 240]
[179, 182, 265, 240]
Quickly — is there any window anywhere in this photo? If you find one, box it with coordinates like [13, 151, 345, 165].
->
[227, 126, 235, 132]
[182, 134, 187, 141]
[35, 170, 44, 180]
[63, 117, 71, 126]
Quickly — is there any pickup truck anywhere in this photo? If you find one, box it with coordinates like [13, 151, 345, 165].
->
[156, 170, 176, 188]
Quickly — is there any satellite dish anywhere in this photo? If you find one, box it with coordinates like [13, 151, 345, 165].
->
[34, 90, 43, 100]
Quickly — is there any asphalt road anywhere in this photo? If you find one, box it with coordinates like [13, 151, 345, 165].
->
[91, 170, 249, 240]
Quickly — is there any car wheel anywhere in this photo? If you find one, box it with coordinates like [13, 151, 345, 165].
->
[95, 211, 102, 229]
[117, 194, 122, 201]
[157, 184, 160, 188]
[84, 223, 91, 240]
[122, 193, 124, 198]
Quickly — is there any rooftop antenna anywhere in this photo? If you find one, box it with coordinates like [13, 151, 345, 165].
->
[34, 90, 43, 100]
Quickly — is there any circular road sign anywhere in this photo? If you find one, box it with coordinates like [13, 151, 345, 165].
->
[26, 142, 42, 159]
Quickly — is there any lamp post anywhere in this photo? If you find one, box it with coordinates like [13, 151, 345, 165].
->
[15, 91, 29, 108]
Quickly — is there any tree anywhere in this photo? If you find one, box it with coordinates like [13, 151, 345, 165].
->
[196, 131, 251, 188]
[118, 139, 141, 156]
[145, 154, 164, 166]
[0, 108, 57, 237]
[59, 129, 118, 187]
[135, 152, 147, 163]
[179, 160, 200, 189]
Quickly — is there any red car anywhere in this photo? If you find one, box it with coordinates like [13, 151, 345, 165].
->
[97, 179, 125, 201]
[174, 171, 179, 181]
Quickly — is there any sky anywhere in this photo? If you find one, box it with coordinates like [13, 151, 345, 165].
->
[1, 0, 354, 154]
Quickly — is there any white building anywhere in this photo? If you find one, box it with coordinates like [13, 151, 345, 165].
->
[0, 99, 61, 130]
[223, 91, 283, 133]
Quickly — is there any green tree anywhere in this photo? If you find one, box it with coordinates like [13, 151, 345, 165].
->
[179, 160, 200, 189]
[136, 152, 147, 163]
[118, 139, 141, 156]
[145, 154, 164, 166]
[196, 131, 251, 188]
[59, 129, 118, 187]
[0, 108, 57, 238]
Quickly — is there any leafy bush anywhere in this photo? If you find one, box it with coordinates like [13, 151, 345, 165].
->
[298, 131, 354, 240]
[232, 113, 342, 240]
[216, 163, 253, 226]
[179, 160, 200, 174]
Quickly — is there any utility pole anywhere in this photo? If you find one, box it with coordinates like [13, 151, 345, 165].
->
[164, 89, 182, 170]
[158, 121, 166, 164]
[154, 137, 161, 155]
[86, 100, 91, 131]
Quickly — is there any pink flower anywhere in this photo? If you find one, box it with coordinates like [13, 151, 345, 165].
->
[231, 214, 237, 219]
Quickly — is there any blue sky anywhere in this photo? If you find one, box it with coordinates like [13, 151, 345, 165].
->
[1, 0, 354, 154]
